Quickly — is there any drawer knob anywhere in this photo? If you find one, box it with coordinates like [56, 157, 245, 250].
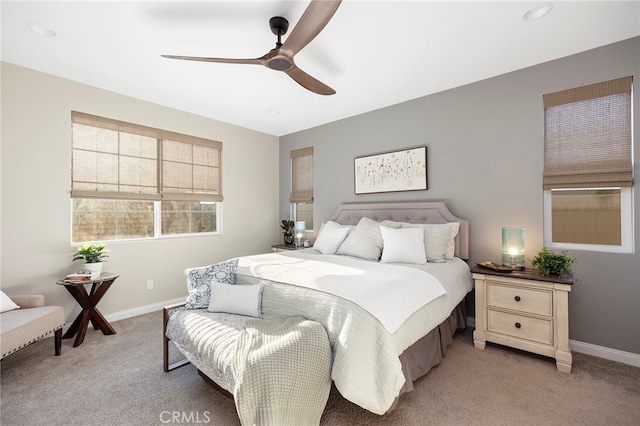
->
[515, 322, 522, 329]
[515, 296, 521, 302]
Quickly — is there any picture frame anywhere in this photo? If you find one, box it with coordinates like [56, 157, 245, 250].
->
[354, 146, 428, 194]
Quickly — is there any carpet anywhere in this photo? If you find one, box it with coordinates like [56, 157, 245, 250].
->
[1, 311, 638, 425]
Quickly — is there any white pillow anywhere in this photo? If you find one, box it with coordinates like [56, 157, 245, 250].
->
[0, 290, 20, 313]
[336, 217, 383, 261]
[442, 222, 460, 258]
[380, 226, 427, 264]
[401, 222, 459, 262]
[380, 220, 404, 229]
[208, 281, 264, 318]
[313, 221, 351, 255]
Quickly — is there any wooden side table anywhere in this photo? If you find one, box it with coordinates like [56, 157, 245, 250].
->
[472, 266, 573, 372]
[56, 273, 119, 347]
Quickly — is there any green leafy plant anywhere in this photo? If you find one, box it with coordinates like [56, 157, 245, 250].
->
[72, 243, 109, 264]
[531, 247, 576, 276]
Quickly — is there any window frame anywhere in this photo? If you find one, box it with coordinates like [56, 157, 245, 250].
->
[70, 111, 223, 244]
[289, 147, 314, 232]
[542, 77, 634, 254]
[543, 187, 633, 253]
[70, 199, 222, 245]
[290, 202, 314, 232]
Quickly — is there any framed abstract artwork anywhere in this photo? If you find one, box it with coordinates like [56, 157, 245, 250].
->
[354, 146, 428, 194]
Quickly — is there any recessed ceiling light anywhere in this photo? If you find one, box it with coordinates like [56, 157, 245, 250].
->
[27, 22, 57, 38]
[523, 2, 553, 22]
[267, 109, 280, 115]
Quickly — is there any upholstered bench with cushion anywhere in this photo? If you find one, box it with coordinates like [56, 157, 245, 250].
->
[163, 259, 333, 425]
[1, 292, 65, 359]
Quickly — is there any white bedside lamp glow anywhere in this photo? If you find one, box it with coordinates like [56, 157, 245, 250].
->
[294, 221, 306, 247]
[502, 227, 525, 270]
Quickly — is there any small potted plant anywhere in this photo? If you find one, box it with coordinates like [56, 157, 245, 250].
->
[73, 243, 109, 276]
[531, 247, 576, 277]
[281, 220, 295, 246]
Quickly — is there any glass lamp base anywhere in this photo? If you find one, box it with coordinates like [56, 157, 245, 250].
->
[502, 254, 525, 270]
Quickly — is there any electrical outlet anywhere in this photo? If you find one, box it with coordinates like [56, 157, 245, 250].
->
[146, 280, 154, 290]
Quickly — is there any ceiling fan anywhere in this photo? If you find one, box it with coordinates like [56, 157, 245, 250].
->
[162, 0, 342, 95]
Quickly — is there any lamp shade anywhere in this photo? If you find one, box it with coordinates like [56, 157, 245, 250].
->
[502, 227, 525, 269]
[294, 221, 306, 246]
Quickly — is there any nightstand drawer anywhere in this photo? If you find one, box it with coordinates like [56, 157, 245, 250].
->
[487, 282, 552, 316]
[487, 309, 554, 345]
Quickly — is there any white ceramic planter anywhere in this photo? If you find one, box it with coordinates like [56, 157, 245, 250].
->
[83, 262, 103, 278]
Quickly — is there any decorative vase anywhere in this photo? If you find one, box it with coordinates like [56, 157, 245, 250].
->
[283, 234, 294, 246]
[84, 262, 103, 278]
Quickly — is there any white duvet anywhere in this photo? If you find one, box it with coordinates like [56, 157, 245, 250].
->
[236, 252, 446, 333]
[167, 251, 473, 415]
[237, 251, 473, 414]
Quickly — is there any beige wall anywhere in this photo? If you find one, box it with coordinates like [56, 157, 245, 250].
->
[0, 62, 280, 322]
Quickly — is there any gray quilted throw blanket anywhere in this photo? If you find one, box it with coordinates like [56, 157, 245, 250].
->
[232, 316, 332, 426]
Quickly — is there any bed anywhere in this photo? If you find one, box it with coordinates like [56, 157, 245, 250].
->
[164, 201, 473, 416]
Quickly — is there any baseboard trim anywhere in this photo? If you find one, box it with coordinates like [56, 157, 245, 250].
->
[104, 297, 186, 323]
[466, 316, 640, 368]
[569, 339, 640, 368]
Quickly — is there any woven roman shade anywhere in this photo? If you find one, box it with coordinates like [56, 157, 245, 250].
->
[289, 147, 314, 203]
[543, 76, 633, 189]
[71, 111, 222, 201]
[162, 139, 222, 202]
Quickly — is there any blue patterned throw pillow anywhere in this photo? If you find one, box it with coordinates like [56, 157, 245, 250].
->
[184, 258, 239, 309]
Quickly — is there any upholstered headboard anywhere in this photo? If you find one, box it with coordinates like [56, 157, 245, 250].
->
[326, 201, 469, 260]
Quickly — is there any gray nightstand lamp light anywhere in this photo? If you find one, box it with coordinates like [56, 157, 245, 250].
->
[294, 221, 306, 247]
[502, 227, 525, 270]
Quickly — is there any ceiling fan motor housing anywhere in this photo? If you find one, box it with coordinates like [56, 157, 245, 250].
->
[267, 16, 292, 70]
[268, 57, 292, 70]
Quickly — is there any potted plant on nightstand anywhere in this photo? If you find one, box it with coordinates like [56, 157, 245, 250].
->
[281, 220, 295, 246]
[531, 247, 576, 277]
[72, 243, 109, 277]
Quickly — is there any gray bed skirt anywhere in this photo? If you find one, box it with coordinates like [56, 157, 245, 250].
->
[388, 301, 467, 412]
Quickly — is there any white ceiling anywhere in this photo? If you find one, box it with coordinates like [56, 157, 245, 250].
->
[2, 1, 639, 136]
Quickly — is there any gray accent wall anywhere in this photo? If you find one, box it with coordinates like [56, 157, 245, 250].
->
[280, 37, 640, 355]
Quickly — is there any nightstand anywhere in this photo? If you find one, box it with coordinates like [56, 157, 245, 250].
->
[472, 266, 573, 373]
[271, 244, 307, 253]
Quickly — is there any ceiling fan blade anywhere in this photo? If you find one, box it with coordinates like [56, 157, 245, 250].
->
[161, 54, 266, 66]
[285, 65, 335, 95]
[162, 2, 340, 95]
[280, 0, 341, 58]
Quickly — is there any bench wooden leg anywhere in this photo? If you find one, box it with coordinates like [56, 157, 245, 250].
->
[163, 304, 189, 372]
[163, 334, 190, 372]
[54, 328, 62, 356]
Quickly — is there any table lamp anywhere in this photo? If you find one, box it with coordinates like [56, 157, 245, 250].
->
[502, 227, 525, 270]
[294, 221, 306, 247]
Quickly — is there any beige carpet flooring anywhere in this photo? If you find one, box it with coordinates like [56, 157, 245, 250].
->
[1, 310, 639, 425]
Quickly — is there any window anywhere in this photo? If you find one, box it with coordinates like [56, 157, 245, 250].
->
[543, 76, 633, 253]
[71, 111, 222, 243]
[290, 147, 314, 230]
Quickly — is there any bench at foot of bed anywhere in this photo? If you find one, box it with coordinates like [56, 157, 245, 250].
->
[163, 305, 332, 425]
